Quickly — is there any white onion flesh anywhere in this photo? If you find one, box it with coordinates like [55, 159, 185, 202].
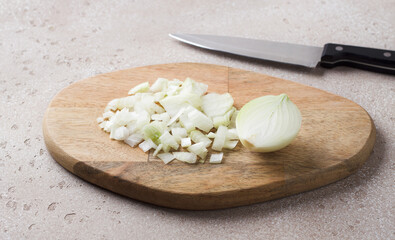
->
[96, 117, 104, 123]
[209, 152, 223, 164]
[159, 131, 179, 150]
[188, 109, 213, 132]
[224, 140, 238, 149]
[150, 78, 168, 92]
[181, 137, 192, 147]
[190, 130, 212, 148]
[103, 111, 114, 119]
[207, 132, 216, 138]
[236, 93, 302, 152]
[171, 127, 188, 139]
[124, 133, 144, 147]
[187, 142, 208, 159]
[212, 125, 227, 151]
[128, 82, 149, 95]
[153, 144, 163, 156]
[157, 153, 174, 164]
[112, 126, 129, 140]
[173, 152, 197, 164]
[202, 93, 234, 118]
[139, 140, 154, 152]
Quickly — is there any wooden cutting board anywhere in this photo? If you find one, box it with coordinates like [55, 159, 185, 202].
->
[43, 63, 375, 210]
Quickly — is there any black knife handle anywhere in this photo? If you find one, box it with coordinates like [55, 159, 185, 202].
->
[320, 43, 395, 75]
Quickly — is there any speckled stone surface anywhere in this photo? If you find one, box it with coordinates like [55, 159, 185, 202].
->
[0, 0, 394, 239]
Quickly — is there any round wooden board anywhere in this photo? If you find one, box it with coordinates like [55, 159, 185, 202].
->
[43, 63, 375, 210]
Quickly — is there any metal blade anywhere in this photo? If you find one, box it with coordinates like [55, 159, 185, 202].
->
[169, 33, 323, 68]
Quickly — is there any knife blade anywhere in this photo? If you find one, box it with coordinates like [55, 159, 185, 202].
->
[169, 33, 395, 75]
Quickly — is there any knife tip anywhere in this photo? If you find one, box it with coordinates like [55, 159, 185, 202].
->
[169, 33, 186, 42]
[169, 33, 181, 39]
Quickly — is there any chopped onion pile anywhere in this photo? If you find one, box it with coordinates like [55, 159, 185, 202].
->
[98, 77, 239, 164]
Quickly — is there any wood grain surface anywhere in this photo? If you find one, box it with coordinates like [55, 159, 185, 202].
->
[43, 63, 376, 210]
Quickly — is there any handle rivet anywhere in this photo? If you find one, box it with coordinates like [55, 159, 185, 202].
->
[335, 46, 343, 51]
[383, 52, 391, 57]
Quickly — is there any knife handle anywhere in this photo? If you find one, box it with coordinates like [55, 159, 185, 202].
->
[320, 43, 395, 75]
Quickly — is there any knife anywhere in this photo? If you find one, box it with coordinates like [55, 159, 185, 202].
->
[169, 33, 395, 75]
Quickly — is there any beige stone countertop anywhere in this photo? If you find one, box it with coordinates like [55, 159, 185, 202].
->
[0, 0, 394, 239]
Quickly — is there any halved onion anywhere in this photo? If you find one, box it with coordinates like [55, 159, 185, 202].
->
[236, 94, 301, 152]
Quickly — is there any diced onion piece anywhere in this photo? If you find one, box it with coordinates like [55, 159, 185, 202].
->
[96, 117, 104, 123]
[179, 114, 195, 132]
[109, 127, 116, 139]
[166, 85, 180, 96]
[199, 151, 208, 160]
[169, 79, 183, 86]
[159, 131, 179, 150]
[187, 142, 208, 159]
[171, 127, 188, 144]
[183, 104, 198, 114]
[192, 80, 208, 96]
[154, 92, 166, 102]
[112, 108, 136, 126]
[128, 82, 149, 95]
[157, 153, 175, 164]
[167, 107, 186, 126]
[104, 119, 116, 132]
[179, 77, 208, 96]
[139, 139, 156, 152]
[173, 152, 197, 164]
[162, 144, 171, 153]
[202, 93, 234, 117]
[126, 110, 150, 132]
[227, 128, 239, 140]
[150, 78, 168, 92]
[151, 112, 170, 122]
[181, 137, 192, 147]
[103, 111, 114, 119]
[212, 116, 226, 129]
[105, 99, 119, 111]
[236, 94, 302, 152]
[178, 77, 193, 93]
[160, 93, 201, 116]
[133, 95, 156, 114]
[112, 126, 130, 140]
[169, 121, 182, 128]
[224, 140, 238, 149]
[152, 104, 166, 114]
[212, 107, 235, 128]
[166, 79, 182, 95]
[153, 143, 163, 156]
[198, 158, 205, 164]
[209, 152, 223, 164]
[132, 110, 150, 131]
[143, 121, 166, 145]
[115, 96, 137, 109]
[124, 133, 144, 147]
[189, 130, 212, 147]
[212, 125, 227, 151]
[207, 132, 216, 138]
[147, 139, 158, 149]
[171, 127, 188, 138]
[172, 135, 182, 144]
[188, 109, 213, 132]
[99, 121, 107, 129]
